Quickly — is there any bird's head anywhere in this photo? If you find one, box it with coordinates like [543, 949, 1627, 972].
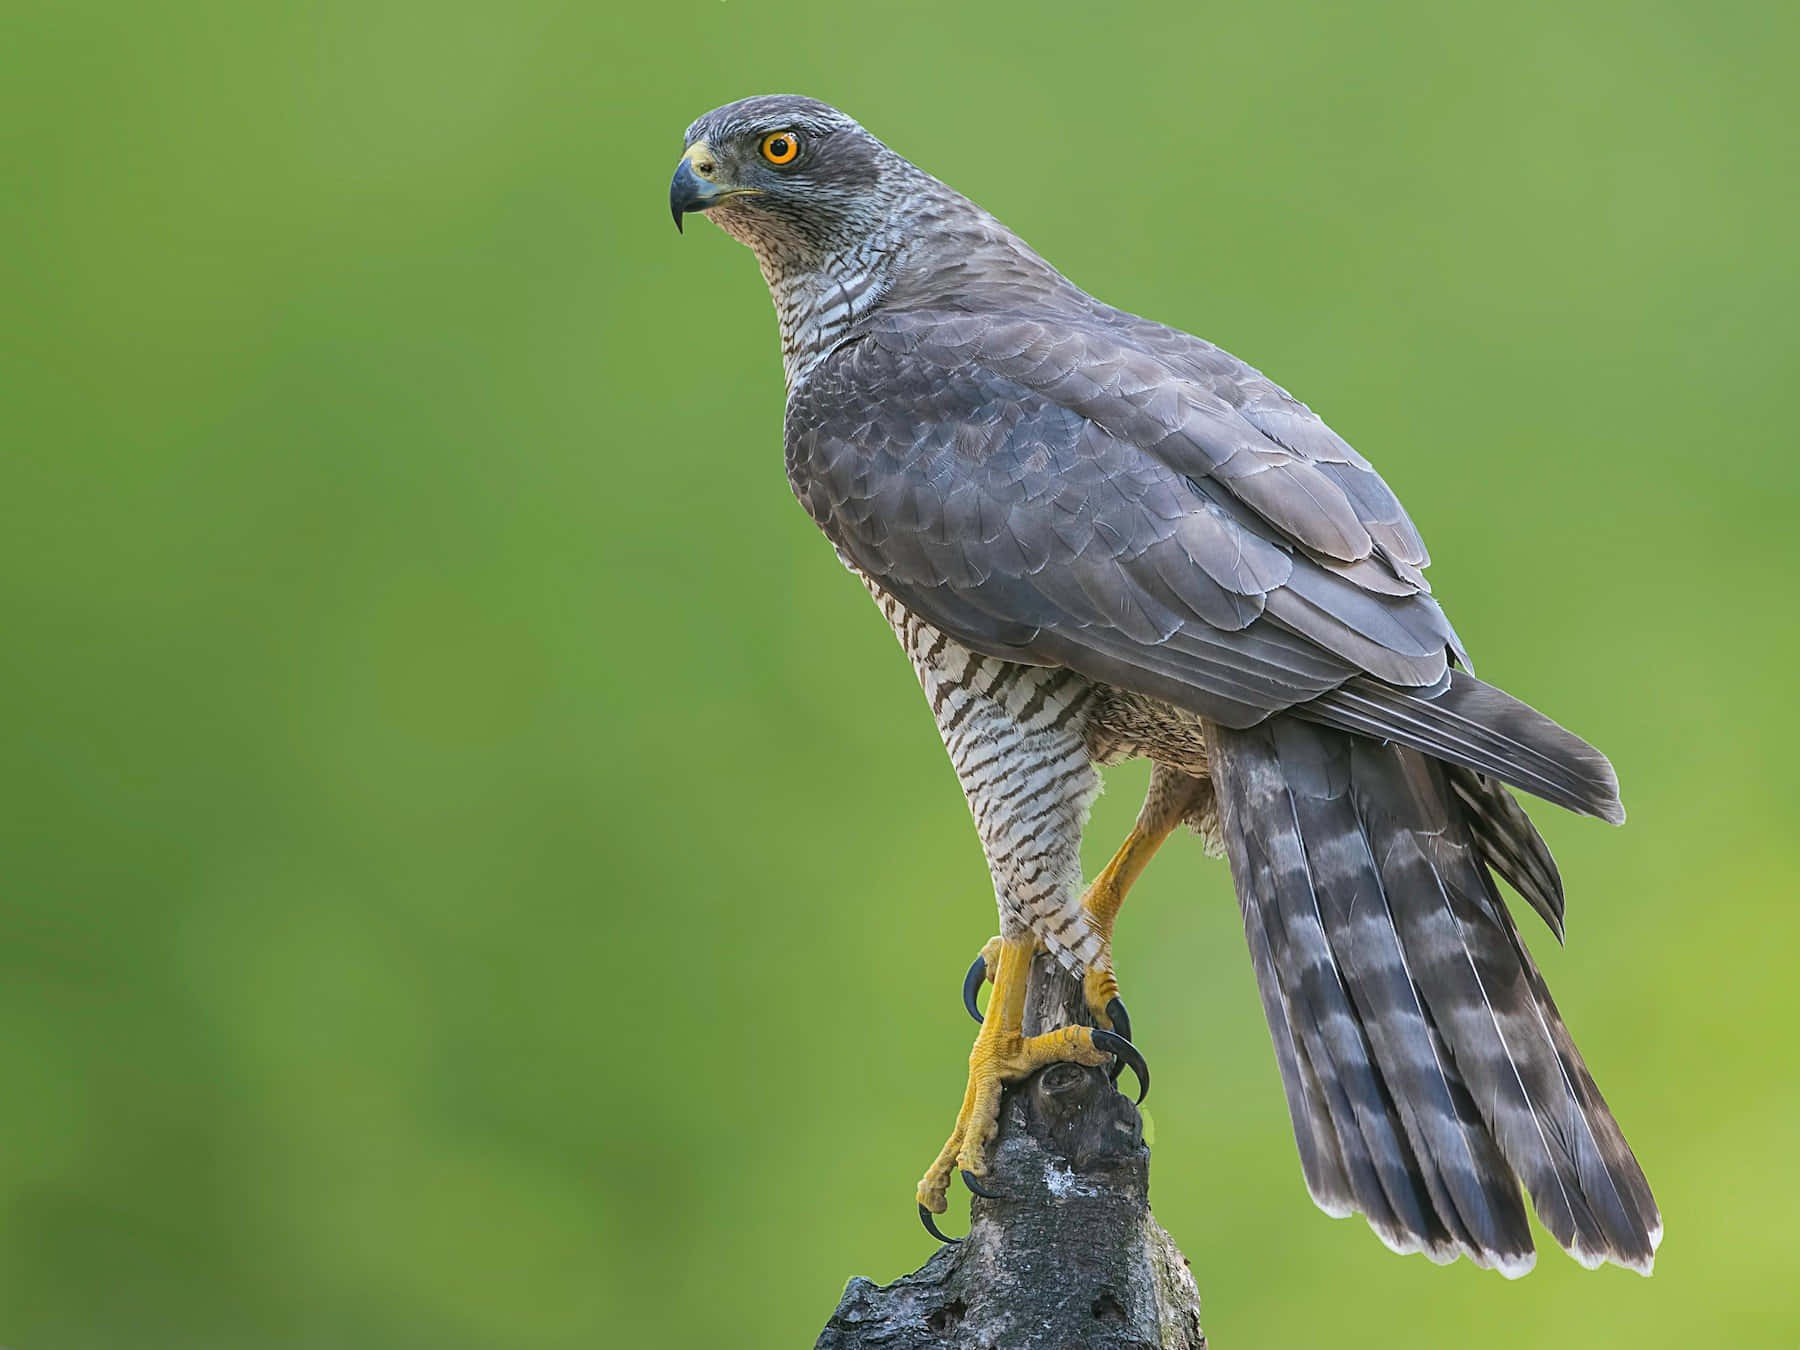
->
[669, 95, 1045, 380]
[669, 95, 909, 265]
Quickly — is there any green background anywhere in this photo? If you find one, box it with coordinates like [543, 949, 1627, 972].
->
[6, 0, 1797, 1345]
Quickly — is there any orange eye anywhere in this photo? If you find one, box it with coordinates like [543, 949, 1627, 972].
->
[759, 130, 801, 165]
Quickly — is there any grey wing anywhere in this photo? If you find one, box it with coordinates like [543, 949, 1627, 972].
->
[786, 327, 1359, 727]
[785, 313, 1621, 824]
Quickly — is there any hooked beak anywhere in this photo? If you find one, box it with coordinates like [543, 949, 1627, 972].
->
[669, 141, 756, 232]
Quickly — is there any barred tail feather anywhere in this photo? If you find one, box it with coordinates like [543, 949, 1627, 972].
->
[1210, 716, 1660, 1275]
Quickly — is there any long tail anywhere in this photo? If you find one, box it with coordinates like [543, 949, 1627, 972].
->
[1208, 715, 1660, 1276]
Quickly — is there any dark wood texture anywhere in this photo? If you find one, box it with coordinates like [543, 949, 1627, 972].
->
[816, 954, 1205, 1349]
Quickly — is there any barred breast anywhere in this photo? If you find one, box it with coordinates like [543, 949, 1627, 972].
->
[861, 577, 1102, 969]
[860, 576, 1220, 969]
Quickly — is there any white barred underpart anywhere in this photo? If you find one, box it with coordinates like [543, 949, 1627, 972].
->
[863, 575, 1104, 972]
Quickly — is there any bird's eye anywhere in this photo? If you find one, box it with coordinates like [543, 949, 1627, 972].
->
[759, 131, 801, 166]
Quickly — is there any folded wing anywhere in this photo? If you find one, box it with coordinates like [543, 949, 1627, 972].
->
[785, 309, 1622, 827]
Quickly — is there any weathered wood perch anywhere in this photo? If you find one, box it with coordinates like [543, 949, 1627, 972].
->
[817, 951, 1206, 1349]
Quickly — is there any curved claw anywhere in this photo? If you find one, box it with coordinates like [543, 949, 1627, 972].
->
[962, 954, 988, 1024]
[960, 1168, 1001, 1199]
[1104, 996, 1131, 1044]
[1091, 1027, 1149, 1104]
[919, 1203, 960, 1243]
[1103, 996, 1132, 1085]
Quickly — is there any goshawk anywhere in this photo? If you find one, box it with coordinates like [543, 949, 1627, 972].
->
[670, 94, 1658, 1276]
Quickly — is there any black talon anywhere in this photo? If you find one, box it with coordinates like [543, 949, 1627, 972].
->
[920, 1203, 960, 1243]
[1091, 1028, 1149, 1104]
[1104, 996, 1131, 1044]
[962, 953, 988, 1024]
[961, 1168, 1001, 1199]
[1103, 996, 1132, 1082]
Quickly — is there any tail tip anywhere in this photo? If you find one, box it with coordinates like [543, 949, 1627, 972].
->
[1569, 1231, 1659, 1277]
[1492, 1248, 1537, 1281]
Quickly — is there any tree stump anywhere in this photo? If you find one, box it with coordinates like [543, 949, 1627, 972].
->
[816, 951, 1206, 1349]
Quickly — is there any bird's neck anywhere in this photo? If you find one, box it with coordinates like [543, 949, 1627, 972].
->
[760, 238, 902, 387]
[723, 176, 1069, 388]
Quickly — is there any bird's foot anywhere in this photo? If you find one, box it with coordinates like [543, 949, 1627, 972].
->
[1083, 965, 1132, 1045]
[916, 1023, 1142, 1237]
[965, 937, 1129, 1039]
[922, 935, 1147, 1241]
[962, 935, 1134, 1082]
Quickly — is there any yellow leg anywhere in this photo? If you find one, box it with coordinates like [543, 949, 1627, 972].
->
[918, 935, 1120, 1217]
[1080, 766, 1213, 1027]
[964, 790, 1197, 1032]
[1080, 818, 1181, 1023]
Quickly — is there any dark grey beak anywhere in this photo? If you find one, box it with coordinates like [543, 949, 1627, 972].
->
[670, 140, 743, 233]
[670, 157, 708, 233]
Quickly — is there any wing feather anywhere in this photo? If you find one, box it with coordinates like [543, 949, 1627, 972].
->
[784, 312, 1621, 820]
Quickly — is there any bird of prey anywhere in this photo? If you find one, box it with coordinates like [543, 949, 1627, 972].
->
[670, 94, 1659, 1276]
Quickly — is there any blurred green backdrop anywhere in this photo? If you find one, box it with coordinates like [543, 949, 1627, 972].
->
[5, 0, 1797, 1345]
